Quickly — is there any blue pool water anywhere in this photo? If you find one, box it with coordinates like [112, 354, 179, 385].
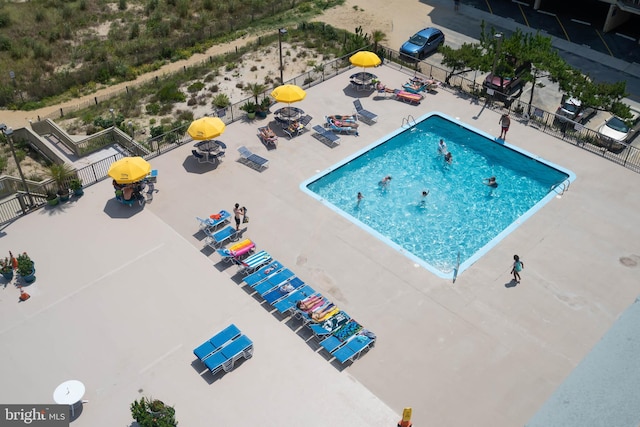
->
[302, 112, 575, 278]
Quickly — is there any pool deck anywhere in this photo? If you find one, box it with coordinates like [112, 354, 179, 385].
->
[1, 64, 640, 427]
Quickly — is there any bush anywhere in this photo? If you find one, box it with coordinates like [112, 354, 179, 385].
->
[157, 82, 185, 103]
[150, 126, 164, 138]
[212, 93, 230, 108]
[130, 397, 177, 427]
[187, 82, 205, 93]
[146, 102, 161, 115]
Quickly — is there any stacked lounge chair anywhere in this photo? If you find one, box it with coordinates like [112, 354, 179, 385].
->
[193, 324, 254, 376]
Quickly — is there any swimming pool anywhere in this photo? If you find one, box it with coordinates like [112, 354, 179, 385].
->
[301, 112, 575, 279]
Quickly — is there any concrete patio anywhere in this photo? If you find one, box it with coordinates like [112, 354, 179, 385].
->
[1, 64, 639, 427]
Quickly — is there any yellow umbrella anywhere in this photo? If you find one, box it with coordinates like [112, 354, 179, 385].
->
[108, 157, 151, 184]
[349, 51, 381, 68]
[270, 84, 307, 104]
[187, 117, 226, 140]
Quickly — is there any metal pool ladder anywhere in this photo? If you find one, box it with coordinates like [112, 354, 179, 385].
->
[402, 115, 416, 128]
[550, 180, 571, 195]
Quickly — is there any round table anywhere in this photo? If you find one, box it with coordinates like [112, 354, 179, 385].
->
[194, 140, 222, 154]
[275, 107, 304, 121]
[53, 380, 85, 417]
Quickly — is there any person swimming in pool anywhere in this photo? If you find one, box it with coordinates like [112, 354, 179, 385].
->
[438, 139, 448, 154]
[380, 175, 392, 187]
[444, 152, 453, 164]
[483, 176, 498, 187]
[420, 190, 430, 206]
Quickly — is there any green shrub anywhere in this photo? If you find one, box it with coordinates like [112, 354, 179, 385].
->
[157, 82, 185, 103]
[0, 12, 10, 28]
[0, 156, 7, 173]
[131, 397, 177, 427]
[15, 150, 26, 163]
[129, 23, 140, 40]
[150, 125, 164, 138]
[0, 35, 10, 51]
[187, 82, 205, 93]
[146, 102, 161, 115]
[212, 93, 229, 108]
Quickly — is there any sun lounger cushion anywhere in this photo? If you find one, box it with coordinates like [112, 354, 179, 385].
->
[394, 90, 423, 104]
[332, 334, 374, 364]
[197, 210, 230, 232]
[205, 225, 237, 248]
[236, 250, 272, 274]
[308, 311, 351, 337]
[254, 274, 300, 296]
[272, 285, 316, 313]
[243, 260, 284, 287]
[262, 277, 305, 304]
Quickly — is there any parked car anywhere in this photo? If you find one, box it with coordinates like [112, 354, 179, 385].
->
[598, 116, 631, 143]
[555, 97, 595, 124]
[483, 62, 531, 95]
[400, 27, 445, 59]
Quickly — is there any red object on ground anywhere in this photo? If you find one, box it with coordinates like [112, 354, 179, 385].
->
[19, 288, 30, 301]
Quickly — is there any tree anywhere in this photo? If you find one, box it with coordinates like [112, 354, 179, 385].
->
[370, 30, 386, 53]
[441, 22, 632, 118]
[564, 73, 631, 119]
[245, 82, 267, 104]
[440, 42, 490, 84]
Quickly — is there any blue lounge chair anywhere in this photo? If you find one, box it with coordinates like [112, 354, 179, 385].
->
[235, 250, 272, 275]
[272, 285, 316, 314]
[193, 324, 242, 361]
[243, 261, 285, 287]
[254, 273, 298, 295]
[258, 268, 295, 290]
[333, 334, 375, 364]
[203, 334, 254, 375]
[196, 210, 231, 233]
[262, 277, 305, 304]
[353, 99, 378, 124]
[238, 146, 269, 171]
[312, 125, 341, 147]
[306, 311, 351, 337]
[318, 320, 363, 355]
[204, 225, 237, 249]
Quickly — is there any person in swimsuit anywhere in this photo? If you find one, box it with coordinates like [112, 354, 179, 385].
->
[233, 203, 245, 231]
[511, 254, 524, 282]
[483, 176, 498, 187]
[499, 113, 511, 139]
[438, 139, 447, 154]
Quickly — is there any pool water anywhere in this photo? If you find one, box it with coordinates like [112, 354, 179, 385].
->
[302, 113, 574, 278]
